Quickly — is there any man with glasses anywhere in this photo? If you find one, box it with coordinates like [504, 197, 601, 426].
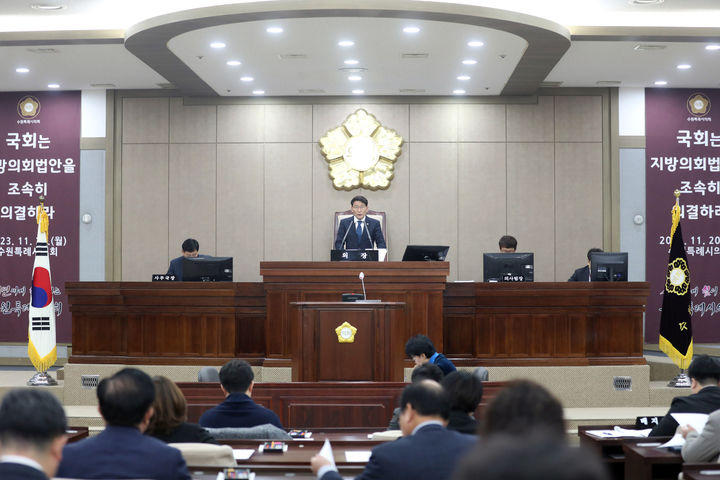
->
[334, 195, 386, 250]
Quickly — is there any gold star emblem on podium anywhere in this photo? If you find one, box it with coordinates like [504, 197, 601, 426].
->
[335, 321, 358, 343]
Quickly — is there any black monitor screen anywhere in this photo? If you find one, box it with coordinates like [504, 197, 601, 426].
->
[483, 253, 534, 282]
[590, 252, 628, 282]
[402, 245, 450, 261]
[182, 256, 233, 282]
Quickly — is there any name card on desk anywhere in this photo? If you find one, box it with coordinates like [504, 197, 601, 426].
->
[152, 274, 176, 281]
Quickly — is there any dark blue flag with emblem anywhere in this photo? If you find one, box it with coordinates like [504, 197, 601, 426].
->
[658, 197, 693, 369]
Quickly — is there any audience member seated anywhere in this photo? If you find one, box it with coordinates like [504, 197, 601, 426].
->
[387, 364, 444, 430]
[452, 429, 610, 480]
[441, 371, 483, 434]
[650, 355, 720, 437]
[199, 359, 283, 429]
[312, 380, 475, 480]
[56, 368, 191, 480]
[0, 389, 68, 480]
[482, 380, 565, 439]
[405, 334, 456, 375]
[680, 408, 720, 462]
[147, 376, 217, 444]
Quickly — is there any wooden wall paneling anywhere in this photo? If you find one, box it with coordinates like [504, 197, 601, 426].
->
[442, 312, 475, 358]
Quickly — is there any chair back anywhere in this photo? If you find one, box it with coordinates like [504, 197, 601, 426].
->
[169, 442, 235, 467]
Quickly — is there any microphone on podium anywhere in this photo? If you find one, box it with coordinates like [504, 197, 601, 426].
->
[359, 271, 367, 300]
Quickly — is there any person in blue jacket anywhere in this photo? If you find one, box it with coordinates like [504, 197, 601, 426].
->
[405, 334, 456, 376]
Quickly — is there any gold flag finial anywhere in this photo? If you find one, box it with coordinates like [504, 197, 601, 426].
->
[36, 196, 49, 237]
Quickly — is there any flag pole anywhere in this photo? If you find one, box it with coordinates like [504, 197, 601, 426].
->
[27, 195, 58, 386]
[666, 189, 691, 388]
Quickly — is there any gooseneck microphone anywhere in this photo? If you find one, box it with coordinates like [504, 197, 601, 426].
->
[359, 271, 367, 300]
[338, 219, 352, 249]
[363, 219, 374, 248]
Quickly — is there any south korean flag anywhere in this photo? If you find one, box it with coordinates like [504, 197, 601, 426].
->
[28, 202, 57, 373]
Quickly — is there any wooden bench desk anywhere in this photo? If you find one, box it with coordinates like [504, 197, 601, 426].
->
[622, 441, 682, 480]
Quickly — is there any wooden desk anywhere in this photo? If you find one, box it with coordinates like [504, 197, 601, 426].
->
[66, 426, 89, 443]
[623, 441, 682, 480]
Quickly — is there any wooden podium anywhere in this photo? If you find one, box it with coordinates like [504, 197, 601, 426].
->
[291, 301, 405, 381]
[260, 261, 449, 380]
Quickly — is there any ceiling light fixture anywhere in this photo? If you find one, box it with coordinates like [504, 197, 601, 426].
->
[15, 67, 29, 73]
[457, 75, 471, 81]
[226, 60, 241, 66]
[266, 27, 283, 34]
[629, 0, 664, 4]
[47, 83, 60, 89]
[338, 40, 355, 47]
[348, 75, 362, 81]
[453, 89, 466, 95]
[210, 42, 226, 49]
[31, 4, 66, 10]
[467, 41, 484, 47]
[677, 64, 692, 69]
[706, 45, 720, 51]
[403, 27, 420, 34]
[462, 59, 477, 65]
[344, 59, 359, 65]
[654, 80, 668, 85]
[240, 76, 254, 82]
[252, 89, 265, 95]
[352, 89, 365, 94]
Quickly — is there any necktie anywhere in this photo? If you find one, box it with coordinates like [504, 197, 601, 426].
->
[356, 221, 363, 241]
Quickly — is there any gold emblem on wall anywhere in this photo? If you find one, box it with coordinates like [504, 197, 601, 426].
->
[335, 321, 358, 343]
[687, 93, 711, 117]
[17, 96, 40, 119]
[319, 109, 403, 190]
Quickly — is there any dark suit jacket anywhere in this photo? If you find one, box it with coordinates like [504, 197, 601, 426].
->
[149, 422, 217, 444]
[321, 423, 475, 480]
[334, 216, 386, 250]
[568, 265, 590, 282]
[446, 410, 478, 435]
[0, 462, 48, 480]
[56, 425, 191, 480]
[166, 254, 209, 281]
[198, 392, 283, 429]
[650, 386, 720, 437]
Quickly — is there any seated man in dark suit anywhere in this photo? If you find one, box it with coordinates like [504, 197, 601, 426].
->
[0, 389, 68, 480]
[311, 380, 475, 480]
[199, 359, 283, 429]
[334, 195, 386, 250]
[405, 334, 456, 376]
[498, 235, 517, 253]
[568, 248, 603, 282]
[56, 368, 191, 480]
[649, 355, 720, 437]
[167, 238, 208, 281]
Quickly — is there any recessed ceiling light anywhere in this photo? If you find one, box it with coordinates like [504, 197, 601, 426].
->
[348, 75, 362, 81]
[629, 0, 664, 4]
[240, 76, 254, 82]
[654, 80, 668, 85]
[462, 59, 477, 65]
[344, 59, 359, 65]
[31, 4, 66, 10]
[453, 89, 466, 95]
[352, 89, 365, 94]
[210, 42, 226, 49]
[226, 60, 241, 66]
[15, 67, 29, 73]
[457, 75, 471, 81]
[706, 45, 720, 51]
[677, 64, 692, 69]
[266, 27, 283, 34]
[338, 40, 355, 47]
[467, 41, 484, 47]
[252, 89, 265, 95]
[403, 27, 420, 34]
[47, 83, 60, 89]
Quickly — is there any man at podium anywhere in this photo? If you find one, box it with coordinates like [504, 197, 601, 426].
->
[334, 195, 386, 250]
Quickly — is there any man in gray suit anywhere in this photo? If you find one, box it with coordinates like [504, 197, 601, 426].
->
[680, 408, 720, 462]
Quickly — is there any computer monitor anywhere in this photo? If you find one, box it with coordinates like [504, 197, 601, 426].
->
[483, 252, 534, 282]
[590, 252, 628, 282]
[402, 245, 450, 261]
[181, 256, 233, 282]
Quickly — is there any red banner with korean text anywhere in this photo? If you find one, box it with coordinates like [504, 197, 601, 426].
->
[646, 88, 720, 342]
[0, 91, 80, 343]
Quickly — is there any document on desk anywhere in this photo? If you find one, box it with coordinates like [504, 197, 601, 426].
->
[233, 448, 255, 460]
[658, 413, 710, 448]
[319, 439, 337, 469]
[345, 451, 372, 462]
[585, 427, 651, 438]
